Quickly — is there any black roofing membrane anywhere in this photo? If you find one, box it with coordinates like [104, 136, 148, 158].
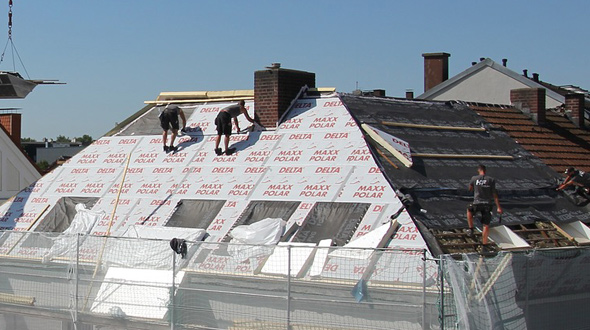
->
[341, 95, 590, 230]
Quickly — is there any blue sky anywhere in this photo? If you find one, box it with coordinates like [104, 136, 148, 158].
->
[1, 1, 589, 140]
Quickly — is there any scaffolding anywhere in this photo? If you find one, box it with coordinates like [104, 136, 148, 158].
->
[1, 230, 590, 330]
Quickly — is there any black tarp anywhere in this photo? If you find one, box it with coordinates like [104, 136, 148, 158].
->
[165, 199, 225, 229]
[234, 200, 300, 227]
[292, 202, 370, 246]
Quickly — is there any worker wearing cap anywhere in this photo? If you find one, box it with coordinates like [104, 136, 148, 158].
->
[557, 167, 590, 194]
[159, 103, 187, 153]
[214, 100, 255, 156]
[466, 164, 502, 250]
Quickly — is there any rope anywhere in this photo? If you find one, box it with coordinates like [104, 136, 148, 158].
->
[0, 0, 31, 78]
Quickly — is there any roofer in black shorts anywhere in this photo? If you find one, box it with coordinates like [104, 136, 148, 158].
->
[214, 100, 255, 156]
[159, 103, 187, 153]
[467, 165, 502, 249]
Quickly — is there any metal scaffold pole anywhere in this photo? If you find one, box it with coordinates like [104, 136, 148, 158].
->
[171, 250, 176, 330]
[74, 233, 80, 329]
[422, 249, 427, 330]
[439, 257, 445, 330]
[287, 245, 292, 330]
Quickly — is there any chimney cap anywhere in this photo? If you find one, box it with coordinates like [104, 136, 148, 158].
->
[266, 63, 281, 69]
[422, 52, 450, 58]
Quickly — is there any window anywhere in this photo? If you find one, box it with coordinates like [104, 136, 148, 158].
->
[165, 199, 226, 229]
[292, 202, 370, 246]
[22, 196, 98, 248]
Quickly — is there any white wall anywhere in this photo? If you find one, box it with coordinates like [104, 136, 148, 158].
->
[430, 67, 563, 108]
[0, 130, 41, 200]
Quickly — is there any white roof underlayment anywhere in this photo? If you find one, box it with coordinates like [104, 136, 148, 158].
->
[0, 94, 432, 282]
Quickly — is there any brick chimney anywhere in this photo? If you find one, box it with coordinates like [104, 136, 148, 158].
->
[254, 64, 315, 128]
[422, 52, 450, 93]
[565, 93, 585, 128]
[0, 113, 21, 148]
[510, 88, 546, 124]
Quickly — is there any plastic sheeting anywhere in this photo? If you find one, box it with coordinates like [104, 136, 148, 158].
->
[227, 218, 286, 262]
[42, 203, 104, 262]
[35, 197, 98, 233]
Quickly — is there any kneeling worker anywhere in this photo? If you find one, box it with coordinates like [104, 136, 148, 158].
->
[557, 167, 590, 194]
[467, 165, 502, 250]
[214, 100, 256, 156]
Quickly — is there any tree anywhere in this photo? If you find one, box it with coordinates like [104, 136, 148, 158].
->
[75, 134, 93, 145]
[21, 137, 36, 142]
[55, 135, 70, 143]
[37, 160, 49, 171]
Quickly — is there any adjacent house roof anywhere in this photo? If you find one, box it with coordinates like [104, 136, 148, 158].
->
[469, 103, 590, 173]
[418, 58, 565, 107]
[418, 57, 590, 123]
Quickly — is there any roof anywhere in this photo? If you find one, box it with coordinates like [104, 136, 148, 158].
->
[340, 94, 590, 254]
[418, 58, 565, 104]
[4, 86, 590, 258]
[469, 103, 590, 174]
[0, 90, 431, 277]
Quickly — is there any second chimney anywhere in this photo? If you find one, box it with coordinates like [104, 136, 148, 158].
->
[254, 64, 315, 128]
[510, 88, 546, 124]
[422, 52, 450, 93]
[0, 113, 22, 148]
[565, 93, 586, 128]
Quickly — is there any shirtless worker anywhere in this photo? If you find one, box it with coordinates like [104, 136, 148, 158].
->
[214, 100, 255, 156]
[159, 103, 187, 153]
[467, 164, 503, 251]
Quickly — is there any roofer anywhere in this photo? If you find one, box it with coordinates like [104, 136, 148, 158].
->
[214, 100, 256, 156]
[556, 167, 590, 194]
[159, 103, 187, 153]
[466, 164, 502, 249]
